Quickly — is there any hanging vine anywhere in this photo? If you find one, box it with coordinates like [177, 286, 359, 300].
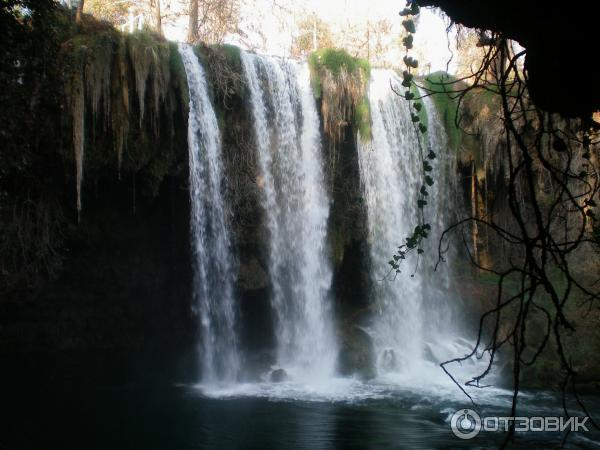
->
[388, 0, 435, 276]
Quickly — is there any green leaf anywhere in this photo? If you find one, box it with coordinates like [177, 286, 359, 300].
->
[402, 19, 416, 33]
[403, 55, 419, 68]
[425, 175, 434, 186]
[417, 199, 427, 208]
[410, 2, 420, 15]
[427, 151, 436, 159]
[420, 185, 429, 196]
[402, 35, 413, 49]
[399, 7, 412, 16]
[419, 123, 427, 133]
[404, 90, 415, 100]
[414, 102, 422, 111]
[423, 161, 433, 172]
[411, 114, 420, 123]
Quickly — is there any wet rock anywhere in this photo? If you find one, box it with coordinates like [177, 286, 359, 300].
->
[270, 368, 288, 382]
[237, 257, 269, 291]
[381, 349, 398, 372]
[337, 325, 376, 380]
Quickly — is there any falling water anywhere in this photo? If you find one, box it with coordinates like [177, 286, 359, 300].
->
[358, 69, 424, 376]
[179, 44, 240, 383]
[358, 69, 462, 379]
[241, 52, 337, 381]
[419, 93, 462, 339]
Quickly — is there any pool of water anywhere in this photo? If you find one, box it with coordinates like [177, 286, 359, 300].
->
[3, 377, 598, 449]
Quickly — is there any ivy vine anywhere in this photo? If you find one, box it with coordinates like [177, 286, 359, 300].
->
[388, 0, 437, 276]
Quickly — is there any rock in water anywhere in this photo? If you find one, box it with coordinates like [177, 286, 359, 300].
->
[337, 326, 376, 380]
[270, 368, 288, 382]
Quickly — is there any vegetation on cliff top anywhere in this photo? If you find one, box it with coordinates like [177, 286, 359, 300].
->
[61, 25, 190, 217]
[308, 48, 372, 144]
[421, 71, 502, 168]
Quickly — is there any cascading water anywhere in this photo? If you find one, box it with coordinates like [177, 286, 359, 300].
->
[419, 93, 462, 339]
[358, 69, 425, 377]
[358, 69, 463, 380]
[179, 44, 240, 383]
[240, 51, 337, 381]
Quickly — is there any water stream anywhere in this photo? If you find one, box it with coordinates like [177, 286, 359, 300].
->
[180, 43, 240, 383]
[240, 51, 337, 381]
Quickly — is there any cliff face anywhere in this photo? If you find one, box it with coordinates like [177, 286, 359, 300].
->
[3, 10, 597, 389]
[0, 16, 374, 380]
[423, 70, 600, 392]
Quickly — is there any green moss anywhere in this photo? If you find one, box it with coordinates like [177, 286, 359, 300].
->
[168, 41, 189, 107]
[354, 96, 372, 141]
[221, 44, 241, 65]
[309, 48, 370, 77]
[308, 48, 370, 100]
[422, 71, 502, 167]
[422, 71, 463, 152]
[308, 48, 372, 143]
[57, 14, 190, 205]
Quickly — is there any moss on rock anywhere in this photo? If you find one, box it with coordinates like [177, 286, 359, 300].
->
[59, 15, 189, 217]
[308, 48, 372, 145]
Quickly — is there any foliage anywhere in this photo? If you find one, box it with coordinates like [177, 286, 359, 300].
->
[424, 34, 600, 447]
[84, 0, 132, 25]
[195, 43, 245, 111]
[422, 71, 462, 151]
[308, 48, 371, 144]
[291, 16, 335, 59]
[389, 0, 436, 274]
[309, 48, 370, 83]
[1, 0, 67, 292]
[189, 0, 241, 45]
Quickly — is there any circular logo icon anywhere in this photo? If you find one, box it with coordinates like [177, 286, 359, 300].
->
[450, 408, 481, 439]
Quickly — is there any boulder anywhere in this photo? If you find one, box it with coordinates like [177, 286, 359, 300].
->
[337, 325, 376, 380]
[237, 257, 269, 291]
[270, 368, 288, 382]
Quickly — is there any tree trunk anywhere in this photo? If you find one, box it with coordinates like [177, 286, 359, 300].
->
[151, 0, 162, 35]
[188, 0, 199, 43]
[75, 0, 84, 23]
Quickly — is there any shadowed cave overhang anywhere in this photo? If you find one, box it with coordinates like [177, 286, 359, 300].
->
[419, 0, 600, 119]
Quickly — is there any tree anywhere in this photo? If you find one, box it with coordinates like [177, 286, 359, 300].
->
[150, 0, 162, 35]
[186, 0, 240, 45]
[188, 0, 198, 42]
[291, 15, 334, 59]
[84, 0, 130, 25]
[75, 0, 84, 23]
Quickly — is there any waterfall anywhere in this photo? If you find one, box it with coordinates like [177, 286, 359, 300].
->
[179, 44, 240, 383]
[241, 52, 337, 381]
[358, 69, 460, 378]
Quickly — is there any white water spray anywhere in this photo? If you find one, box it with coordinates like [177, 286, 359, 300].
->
[179, 44, 240, 383]
[241, 52, 337, 381]
[357, 69, 469, 381]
